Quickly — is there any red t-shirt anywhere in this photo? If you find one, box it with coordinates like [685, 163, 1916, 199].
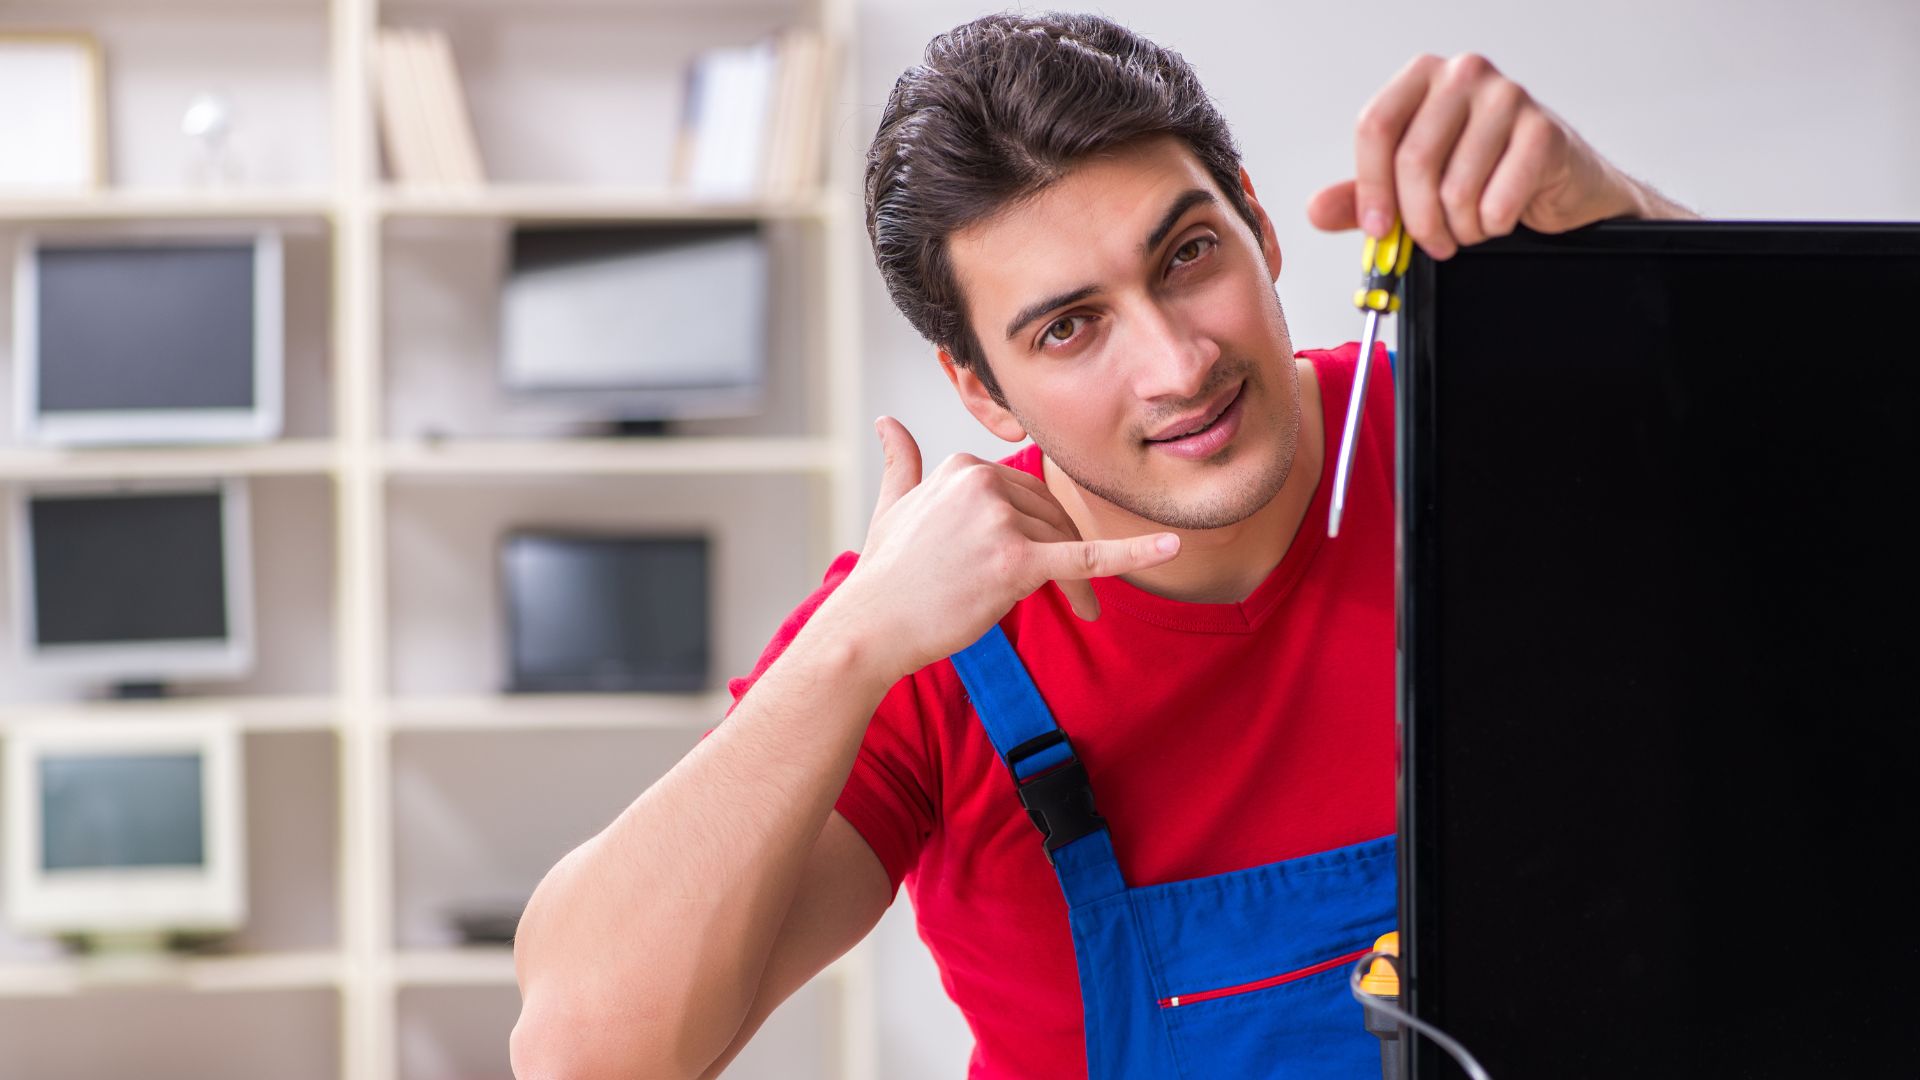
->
[727, 343, 1396, 1079]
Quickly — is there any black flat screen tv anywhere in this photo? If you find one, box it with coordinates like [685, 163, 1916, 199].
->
[1398, 221, 1920, 1078]
[501, 532, 711, 694]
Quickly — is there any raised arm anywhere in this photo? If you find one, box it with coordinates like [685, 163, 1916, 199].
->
[506, 419, 1183, 1080]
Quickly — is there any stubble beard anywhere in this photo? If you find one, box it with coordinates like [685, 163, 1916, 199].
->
[1016, 356, 1302, 531]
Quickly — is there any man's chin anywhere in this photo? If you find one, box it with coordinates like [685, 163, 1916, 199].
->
[1069, 453, 1295, 532]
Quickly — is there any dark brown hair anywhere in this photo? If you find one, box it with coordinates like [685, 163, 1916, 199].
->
[864, 11, 1259, 404]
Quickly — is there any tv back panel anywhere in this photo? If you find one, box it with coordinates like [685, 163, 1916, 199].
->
[1398, 222, 1920, 1078]
[14, 232, 284, 445]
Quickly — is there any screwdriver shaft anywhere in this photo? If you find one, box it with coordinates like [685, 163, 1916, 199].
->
[1328, 308, 1380, 538]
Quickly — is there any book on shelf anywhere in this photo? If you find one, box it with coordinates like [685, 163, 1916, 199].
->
[673, 27, 828, 202]
[374, 26, 486, 188]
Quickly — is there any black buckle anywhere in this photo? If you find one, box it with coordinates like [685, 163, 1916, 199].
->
[1005, 731, 1107, 864]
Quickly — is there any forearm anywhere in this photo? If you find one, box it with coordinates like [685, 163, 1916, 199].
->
[510, 594, 898, 1079]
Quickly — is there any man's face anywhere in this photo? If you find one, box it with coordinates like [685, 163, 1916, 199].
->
[946, 136, 1301, 531]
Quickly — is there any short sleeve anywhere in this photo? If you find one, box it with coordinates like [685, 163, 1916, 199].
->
[726, 552, 937, 892]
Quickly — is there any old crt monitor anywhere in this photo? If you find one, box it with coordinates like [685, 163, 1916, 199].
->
[10, 479, 254, 683]
[13, 232, 284, 445]
[3, 717, 247, 940]
[500, 223, 769, 424]
[502, 531, 711, 693]
[1398, 221, 1920, 1078]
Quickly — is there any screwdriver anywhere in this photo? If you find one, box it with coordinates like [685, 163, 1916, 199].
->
[1328, 217, 1412, 538]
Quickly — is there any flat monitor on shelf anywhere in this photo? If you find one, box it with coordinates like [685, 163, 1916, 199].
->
[499, 223, 769, 427]
[1397, 221, 1920, 1078]
[501, 531, 711, 693]
[13, 232, 284, 445]
[10, 479, 255, 686]
[3, 716, 247, 944]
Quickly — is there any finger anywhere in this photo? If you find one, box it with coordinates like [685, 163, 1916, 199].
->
[1008, 514, 1101, 620]
[1436, 81, 1527, 248]
[999, 479, 1080, 541]
[1038, 532, 1181, 584]
[1353, 54, 1444, 238]
[1306, 180, 1360, 232]
[871, 416, 923, 521]
[988, 465, 1081, 538]
[1393, 65, 1477, 260]
[1479, 109, 1556, 238]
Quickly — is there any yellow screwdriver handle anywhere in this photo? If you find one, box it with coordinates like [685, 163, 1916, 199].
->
[1352, 218, 1413, 314]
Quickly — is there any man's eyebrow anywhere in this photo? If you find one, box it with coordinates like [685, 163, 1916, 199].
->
[1144, 188, 1217, 253]
[1004, 283, 1100, 342]
[999, 188, 1219, 343]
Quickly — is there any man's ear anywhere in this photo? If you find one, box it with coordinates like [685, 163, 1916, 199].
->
[1239, 166, 1284, 284]
[938, 348, 1027, 443]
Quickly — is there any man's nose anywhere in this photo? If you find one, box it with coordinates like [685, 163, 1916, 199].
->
[1125, 302, 1219, 404]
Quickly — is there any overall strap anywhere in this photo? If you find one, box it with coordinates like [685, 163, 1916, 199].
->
[949, 624, 1125, 903]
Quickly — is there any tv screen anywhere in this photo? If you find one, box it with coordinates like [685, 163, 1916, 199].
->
[503, 532, 711, 693]
[14, 480, 253, 682]
[16, 234, 283, 444]
[29, 490, 228, 646]
[500, 224, 769, 422]
[1399, 222, 1920, 1078]
[41, 752, 206, 872]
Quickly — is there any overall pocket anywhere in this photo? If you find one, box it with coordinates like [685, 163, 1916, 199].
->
[1157, 949, 1379, 1079]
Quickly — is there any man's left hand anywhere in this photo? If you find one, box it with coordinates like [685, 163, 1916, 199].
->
[1307, 53, 1694, 258]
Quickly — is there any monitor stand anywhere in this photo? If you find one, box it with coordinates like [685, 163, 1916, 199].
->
[110, 681, 171, 700]
[608, 419, 670, 438]
[60, 928, 230, 957]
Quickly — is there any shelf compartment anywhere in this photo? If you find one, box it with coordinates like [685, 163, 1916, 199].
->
[376, 185, 830, 223]
[0, 949, 344, 998]
[388, 691, 732, 731]
[0, 440, 339, 481]
[0, 190, 334, 222]
[380, 436, 833, 477]
[0, 694, 337, 732]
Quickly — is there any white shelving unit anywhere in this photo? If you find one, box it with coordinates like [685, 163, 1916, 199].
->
[0, 0, 871, 1077]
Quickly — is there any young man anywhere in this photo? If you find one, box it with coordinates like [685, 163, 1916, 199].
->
[509, 12, 1693, 1080]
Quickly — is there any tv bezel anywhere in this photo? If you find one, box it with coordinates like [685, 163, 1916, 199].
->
[13, 230, 285, 446]
[2, 714, 247, 936]
[10, 477, 255, 682]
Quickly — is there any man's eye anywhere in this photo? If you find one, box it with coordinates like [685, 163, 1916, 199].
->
[1172, 236, 1215, 266]
[1045, 316, 1080, 343]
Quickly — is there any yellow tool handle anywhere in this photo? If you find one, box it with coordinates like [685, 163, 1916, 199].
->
[1351, 218, 1413, 315]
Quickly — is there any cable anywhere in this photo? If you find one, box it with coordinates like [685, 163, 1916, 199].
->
[1349, 950, 1494, 1080]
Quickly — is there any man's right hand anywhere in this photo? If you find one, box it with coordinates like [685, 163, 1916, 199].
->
[829, 416, 1182, 680]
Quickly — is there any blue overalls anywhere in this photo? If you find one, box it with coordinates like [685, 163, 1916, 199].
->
[950, 624, 1397, 1079]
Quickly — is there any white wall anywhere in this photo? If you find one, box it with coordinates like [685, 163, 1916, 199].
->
[843, 2, 1920, 1075]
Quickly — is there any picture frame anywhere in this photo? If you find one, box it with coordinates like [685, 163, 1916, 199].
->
[0, 31, 107, 190]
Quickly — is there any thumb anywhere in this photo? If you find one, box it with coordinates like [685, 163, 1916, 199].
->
[872, 416, 923, 520]
[1306, 179, 1361, 232]
[1041, 531, 1181, 584]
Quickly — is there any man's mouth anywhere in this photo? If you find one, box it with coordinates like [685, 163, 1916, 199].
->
[1143, 381, 1246, 460]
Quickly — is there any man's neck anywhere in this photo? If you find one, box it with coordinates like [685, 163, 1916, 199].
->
[1043, 357, 1325, 605]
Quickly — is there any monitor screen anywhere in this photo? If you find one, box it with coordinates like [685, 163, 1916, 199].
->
[500, 224, 769, 421]
[40, 752, 206, 872]
[1399, 222, 1920, 1078]
[38, 243, 254, 412]
[17, 235, 283, 444]
[503, 533, 711, 693]
[28, 489, 229, 646]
